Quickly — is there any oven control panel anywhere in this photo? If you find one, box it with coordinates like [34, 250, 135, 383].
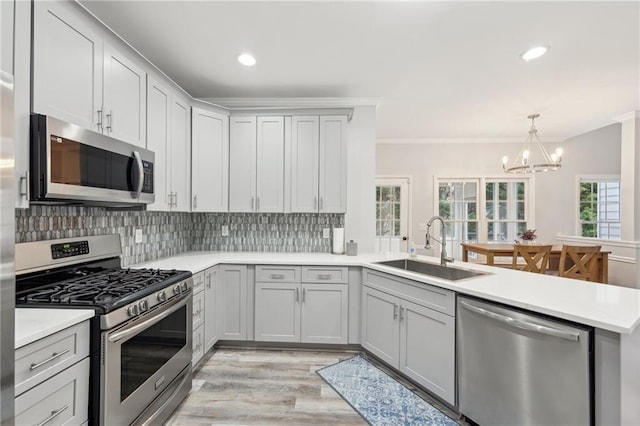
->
[51, 240, 90, 259]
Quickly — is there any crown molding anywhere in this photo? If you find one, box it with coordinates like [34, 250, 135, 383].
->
[612, 110, 640, 123]
[199, 97, 380, 109]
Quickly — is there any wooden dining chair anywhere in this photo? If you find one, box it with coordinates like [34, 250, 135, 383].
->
[558, 245, 602, 282]
[512, 244, 553, 274]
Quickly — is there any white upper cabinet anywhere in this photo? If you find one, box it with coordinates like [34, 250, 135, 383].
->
[102, 44, 146, 147]
[146, 76, 171, 211]
[229, 117, 257, 212]
[33, 1, 103, 132]
[319, 116, 348, 213]
[229, 116, 285, 213]
[290, 115, 347, 213]
[171, 95, 191, 212]
[192, 107, 229, 212]
[32, 1, 146, 147]
[290, 116, 320, 212]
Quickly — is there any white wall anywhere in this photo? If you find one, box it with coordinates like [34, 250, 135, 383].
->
[376, 123, 635, 285]
[345, 106, 377, 253]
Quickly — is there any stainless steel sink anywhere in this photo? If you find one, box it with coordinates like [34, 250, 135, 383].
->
[375, 259, 489, 281]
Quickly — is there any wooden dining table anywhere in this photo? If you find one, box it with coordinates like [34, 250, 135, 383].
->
[460, 242, 609, 283]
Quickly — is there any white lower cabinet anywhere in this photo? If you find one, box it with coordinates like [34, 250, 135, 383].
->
[192, 267, 218, 365]
[254, 266, 348, 344]
[15, 320, 90, 426]
[217, 265, 248, 341]
[204, 266, 218, 352]
[362, 270, 456, 405]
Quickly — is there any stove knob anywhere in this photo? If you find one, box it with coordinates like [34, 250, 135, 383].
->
[138, 300, 149, 312]
[157, 291, 166, 302]
[127, 305, 138, 317]
[181, 282, 188, 292]
[173, 285, 181, 295]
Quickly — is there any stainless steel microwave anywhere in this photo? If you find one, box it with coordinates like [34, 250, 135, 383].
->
[30, 114, 154, 206]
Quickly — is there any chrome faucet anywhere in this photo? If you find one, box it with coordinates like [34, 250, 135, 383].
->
[425, 216, 454, 266]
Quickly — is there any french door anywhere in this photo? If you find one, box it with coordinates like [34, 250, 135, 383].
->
[375, 178, 410, 253]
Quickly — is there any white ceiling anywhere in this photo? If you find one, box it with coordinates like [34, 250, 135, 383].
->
[80, 1, 639, 142]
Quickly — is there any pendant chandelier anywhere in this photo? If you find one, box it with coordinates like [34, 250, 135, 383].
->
[502, 114, 563, 174]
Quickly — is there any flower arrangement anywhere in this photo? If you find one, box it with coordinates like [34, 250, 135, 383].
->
[520, 229, 537, 241]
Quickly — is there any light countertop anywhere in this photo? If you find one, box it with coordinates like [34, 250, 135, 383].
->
[135, 251, 640, 335]
[15, 308, 95, 349]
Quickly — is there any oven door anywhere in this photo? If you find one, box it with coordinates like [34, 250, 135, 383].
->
[102, 291, 192, 426]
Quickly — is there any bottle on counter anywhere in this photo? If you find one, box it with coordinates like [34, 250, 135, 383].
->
[409, 242, 417, 259]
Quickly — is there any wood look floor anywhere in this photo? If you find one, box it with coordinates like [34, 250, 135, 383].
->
[165, 348, 367, 425]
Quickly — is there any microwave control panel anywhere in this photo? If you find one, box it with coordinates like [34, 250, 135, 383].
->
[142, 161, 154, 194]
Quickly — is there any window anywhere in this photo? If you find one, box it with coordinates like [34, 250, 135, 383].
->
[485, 180, 527, 242]
[376, 185, 401, 238]
[578, 177, 621, 240]
[436, 177, 530, 259]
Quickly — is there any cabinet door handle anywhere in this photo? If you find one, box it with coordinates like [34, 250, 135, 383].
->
[270, 273, 285, 280]
[400, 307, 405, 322]
[30, 349, 70, 371]
[257, 197, 260, 211]
[393, 304, 399, 319]
[302, 288, 306, 302]
[317, 274, 332, 280]
[106, 110, 113, 132]
[37, 405, 69, 426]
[97, 109, 103, 132]
[295, 287, 300, 302]
[193, 195, 198, 209]
[251, 196, 255, 211]
[320, 197, 323, 211]
[206, 274, 211, 289]
[314, 196, 318, 210]
[174, 192, 178, 207]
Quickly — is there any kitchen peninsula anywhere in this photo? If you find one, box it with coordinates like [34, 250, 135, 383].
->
[137, 251, 640, 425]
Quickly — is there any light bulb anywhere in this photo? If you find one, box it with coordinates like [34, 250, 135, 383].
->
[555, 147, 563, 158]
[523, 150, 530, 159]
[502, 156, 508, 165]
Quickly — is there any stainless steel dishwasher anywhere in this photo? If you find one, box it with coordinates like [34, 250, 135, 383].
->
[457, 296, 593, 426]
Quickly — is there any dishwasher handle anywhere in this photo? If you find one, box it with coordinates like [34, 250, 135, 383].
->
[460, 300, 580, 342]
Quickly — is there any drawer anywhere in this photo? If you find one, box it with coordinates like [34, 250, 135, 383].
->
[255, 265, 301, 283]
[15, 321, 90, 396]
[15, 357, 89, 426]
[192, 291, 205, 331]
[192, 271, 205, 295]
[302, 266, 348, 284]
[192, 325, 204, 365]
[363, 269, 455, 316]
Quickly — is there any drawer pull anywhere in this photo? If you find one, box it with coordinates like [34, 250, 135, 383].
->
[192, 309, 202, 317]
[317, 274, 332, 280]
[270, 274, 285, 279]
[194, 343, 201, 351]
[30, 349, 70, 371]
[37, 405, 69, 426]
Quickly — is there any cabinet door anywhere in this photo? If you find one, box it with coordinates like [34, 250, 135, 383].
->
[192, 108, 229, 212]
[301, 283, 348, 344]
[103, 44, 147, 147]
[146, 76, 171, 211]
[254, 282, 300, 343]
[217, 265, 247, 340]
[204, 267, 218, 352]
[290, 116, 319, 212]
[170, 95, 191, 212]
[229, 117, 257, 212]
[361, 286, 399, 367]
[256, 116, 284, 212]
[319, 116, 347, 213]
[32, 1, 103, 131]
[399, 300, 455, 405]
[192, 291, 205, 331]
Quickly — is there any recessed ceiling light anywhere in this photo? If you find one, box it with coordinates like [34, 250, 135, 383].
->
[521, 45, 549, 62]
[238, 53, 256, 66]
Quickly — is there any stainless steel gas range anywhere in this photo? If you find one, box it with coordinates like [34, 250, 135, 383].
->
[15, 235, 193, 426]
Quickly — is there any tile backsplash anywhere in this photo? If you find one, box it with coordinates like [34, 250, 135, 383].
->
[15, 206, 344, 266]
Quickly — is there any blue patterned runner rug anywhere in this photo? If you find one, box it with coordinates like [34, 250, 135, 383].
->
[317, 355, 458, 426]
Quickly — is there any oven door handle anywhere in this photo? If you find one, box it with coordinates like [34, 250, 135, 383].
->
[108, 293, 190, 343]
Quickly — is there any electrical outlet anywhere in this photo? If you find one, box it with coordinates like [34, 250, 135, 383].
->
[221, 225, 229, 236]
[135, 228, 143, 243]
[323, 228, 331, 239]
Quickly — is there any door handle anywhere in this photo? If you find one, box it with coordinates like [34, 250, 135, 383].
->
[302, 288, 306, 302]
[173, 192, 178, 207]
[295, 287, 300, 302]
[251, 196, 255, 211]
[460, 300, 580, 341]
[399, 307, 405, 321]
[97, 109, 103, 132]
[106, 110, 113, 132]
[30, 349, 70, 371]
[319, 197, 323, 211]
[393, 303, 399, 319]
[193, 195, 198, 209]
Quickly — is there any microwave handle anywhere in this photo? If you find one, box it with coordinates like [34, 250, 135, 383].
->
[132, 151, 144, 199]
